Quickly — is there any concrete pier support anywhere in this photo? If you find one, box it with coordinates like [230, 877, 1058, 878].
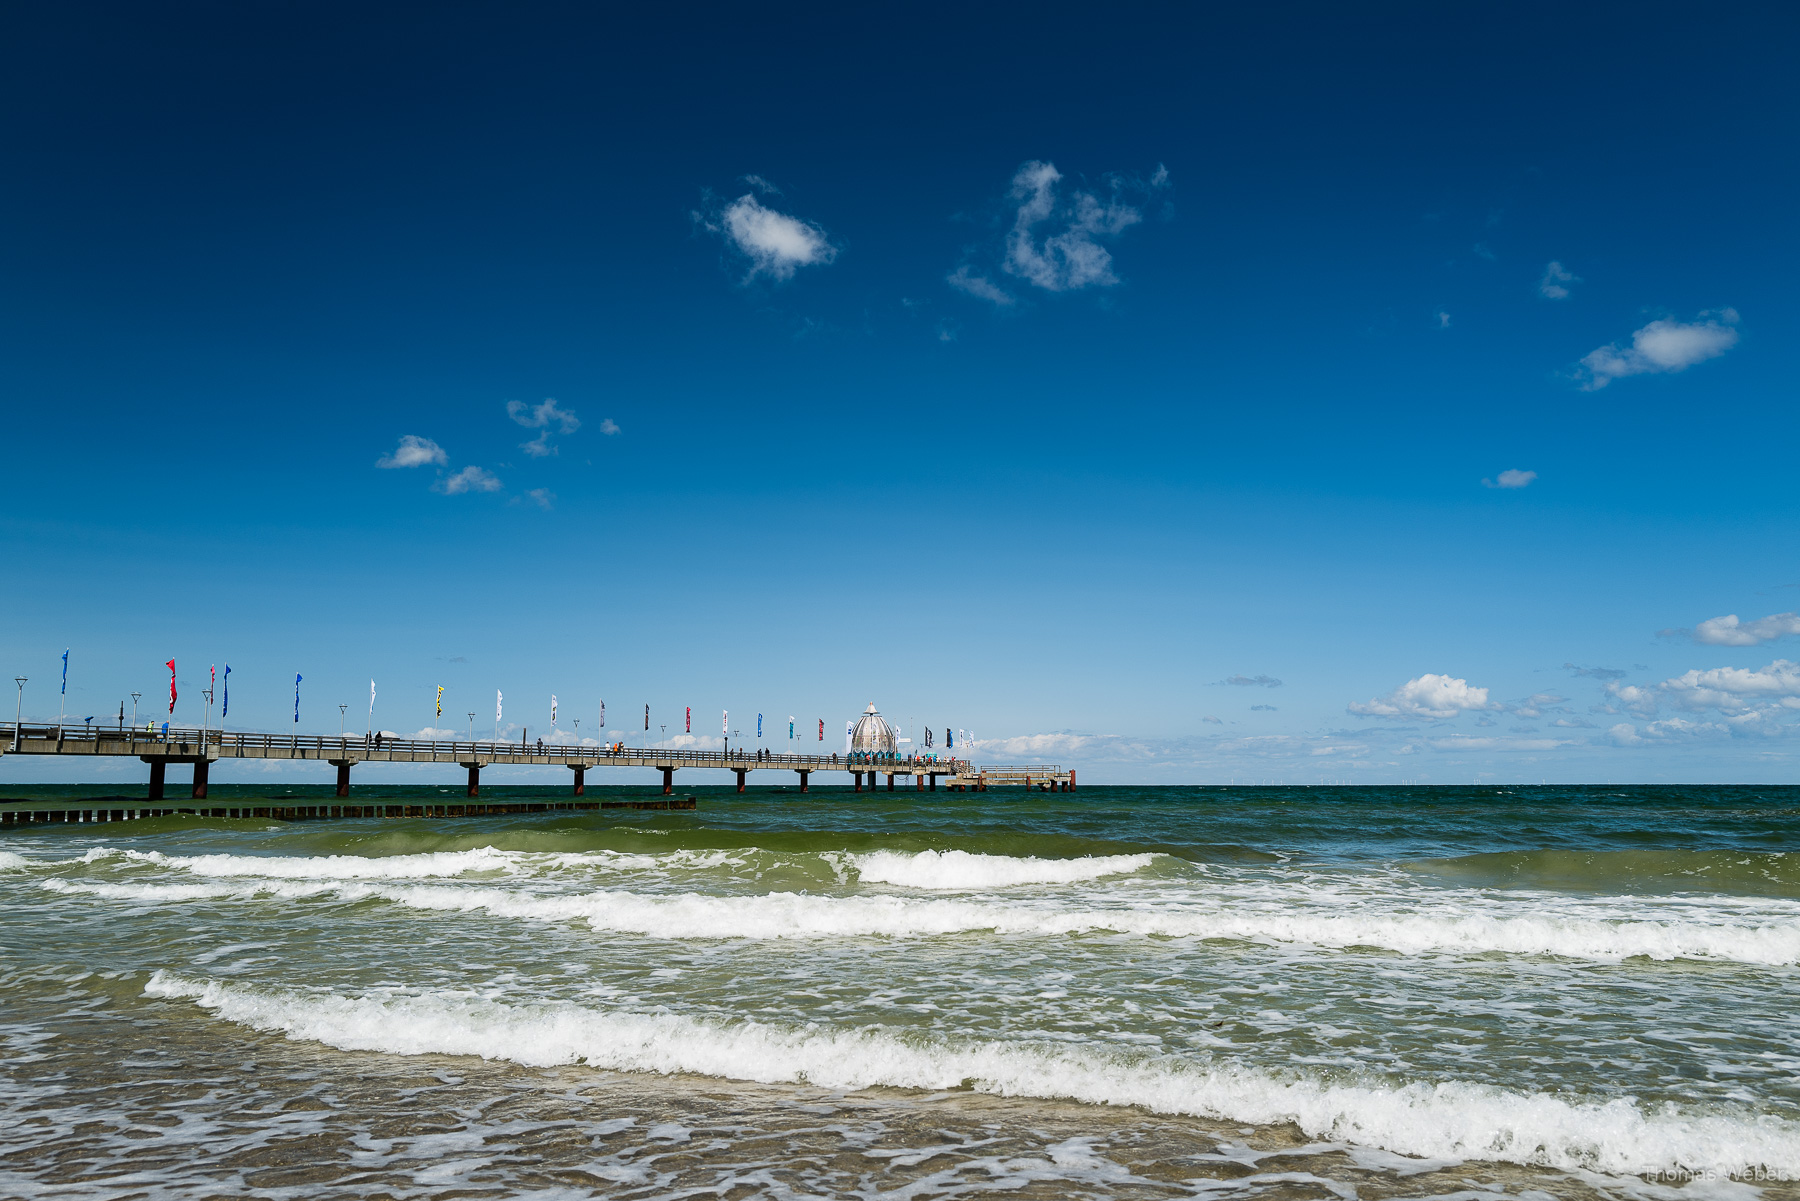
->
[929, 774, 937, 791]
[1069, 770, 1076, 791]
[854, 772, 863, 793]
[465, 764, 481, 797]
[570, 765, 585, 796]
[333, 761, 352, 797]
[798, 770, 809, 792]
[915, 772, 923, 790]
[735, 769, 746, 794]
[661, 767, 673, 795]
[148, 759, 166, 800]
[886, 773, 895, 791]
[191, 759, 209, 800]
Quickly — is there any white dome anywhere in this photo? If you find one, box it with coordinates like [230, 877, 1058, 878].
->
[849, 703, 897, 755]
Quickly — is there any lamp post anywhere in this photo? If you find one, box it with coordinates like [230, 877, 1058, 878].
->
[203, 688, 214, 740]
[12, 677, 24, 751]
[131, 692, 141, 730]
[339, 704, 347, 735]
[467, 712, 475, 740]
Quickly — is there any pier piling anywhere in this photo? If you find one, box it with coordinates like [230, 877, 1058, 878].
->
[191, 759, 209, 800]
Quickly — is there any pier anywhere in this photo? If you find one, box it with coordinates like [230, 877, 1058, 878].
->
[0, 723, 1075, 813]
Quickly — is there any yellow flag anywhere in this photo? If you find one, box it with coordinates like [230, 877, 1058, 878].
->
[436, 686, 443, 719]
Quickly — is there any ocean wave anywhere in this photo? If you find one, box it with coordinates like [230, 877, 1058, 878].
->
[76, 845, 735, 880]
[1409, 848, 1800, 899]
[0, 851, 30, 870]
[53, 875, 1800, 964]
[850, 849, 1162, 889]
[141, 971, 1800, 1178]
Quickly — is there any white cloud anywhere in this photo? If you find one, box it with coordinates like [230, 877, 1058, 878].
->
[1217, 674, 1283, 688]
[508, 398, 580, 432]
[376, 435, 447, 469]
[1692, 612, 1800, 646]
[1576, 309, 1740, 390]
[1481, 468, 1536, 489]
[508, 398, 580, 458]
[1604, 682, 1660, 717]
[1658, 659, 1800, 712]
[1424, 736, 1575, 752]
[701, 192, 838, 282]
[599, 418, 621, 436]
[946, 265, 1015, 306]
[1511, 693, 1566, 719]
[1538, 261, 1580, 299]
[434, 466, 501, 495]
[1002, 161, 1143, 293]
[1348, 674, 1492, 719]
[526, 488, 554, 510]
[1608, 718, 1732, 746]
[1436, 311, 1451, 329]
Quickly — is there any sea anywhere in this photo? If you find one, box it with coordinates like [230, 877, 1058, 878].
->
[1, 782, 1796, 1199]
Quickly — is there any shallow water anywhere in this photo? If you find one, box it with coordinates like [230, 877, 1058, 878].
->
[2, 783, 1797, 1198]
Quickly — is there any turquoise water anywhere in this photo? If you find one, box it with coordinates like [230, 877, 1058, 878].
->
[2, 784, 1797, 1198]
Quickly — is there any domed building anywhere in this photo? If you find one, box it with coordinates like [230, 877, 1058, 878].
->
[849, 703, 898, 757]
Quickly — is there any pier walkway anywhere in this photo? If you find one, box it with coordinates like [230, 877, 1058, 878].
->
[0, 723, 1075, 804]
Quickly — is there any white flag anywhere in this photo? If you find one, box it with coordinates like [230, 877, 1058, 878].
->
[599, 698, 605, 728]
[551, 695, 558, 724]
[496, 690, 503, 722]
[722, 709, 728, 735]
[369, 679, 376, 715]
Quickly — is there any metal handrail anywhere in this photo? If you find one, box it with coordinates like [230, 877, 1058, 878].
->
[0, 722, 972, 772]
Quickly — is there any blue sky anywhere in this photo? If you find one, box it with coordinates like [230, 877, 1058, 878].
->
[3, 2, 1797, 784]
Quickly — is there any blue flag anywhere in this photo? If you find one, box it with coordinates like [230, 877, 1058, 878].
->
[294, 673, 302, 723]
[222, 665, 230, 718]
[61, 649, 68, 694]
[757, 713, 762, 738]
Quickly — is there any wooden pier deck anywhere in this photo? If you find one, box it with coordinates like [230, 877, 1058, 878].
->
[0, 723, 1075, 803]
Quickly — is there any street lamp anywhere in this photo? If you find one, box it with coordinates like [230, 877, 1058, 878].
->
[338, 704, 347, 735]
[203, 688, 214, 740]
[131, 692, 141, 730]
[12, 677, 25, 751]
[467, 712, 475, 740]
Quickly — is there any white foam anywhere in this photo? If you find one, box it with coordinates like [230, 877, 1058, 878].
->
[852, 849, 1160, 889]
[142, 972, 1800, 1178]
[47, 872, 1800, 965]
[84, 844, 733, 881]
[0, 851, 30, 870]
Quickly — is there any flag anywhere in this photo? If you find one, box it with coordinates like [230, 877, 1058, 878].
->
[210, 664, 215, 693]
[599, 698, 605, 728]
[925, 726, 932, 747]
[818, 718, 823, 741]
[946, 728, 953, 749]
[722, 709, 728, 735]
[844, 720, 852, 753]
[497, 690, 503, 723]
[369, 679, 376, 721]
[685, 706, 691, 733]
[62, 649, 68, 694]
[223, 665, 231, 718]
[167, 660, 177, 714]
[788, 717, 794, 740]
[436, 685, 443, 719]
[293, 673, 301, 723]
[644, 704, 649, 731]
[551, 695, 558, 724]
[757, 713, 762, 738]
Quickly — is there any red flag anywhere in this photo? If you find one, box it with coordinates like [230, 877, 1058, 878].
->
[685, 706, 691, 733]
[818, 718, 824, 741]
[166, 660, 177, 714]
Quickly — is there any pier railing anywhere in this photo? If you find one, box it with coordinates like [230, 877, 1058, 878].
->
[0, 722, 971, 772]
